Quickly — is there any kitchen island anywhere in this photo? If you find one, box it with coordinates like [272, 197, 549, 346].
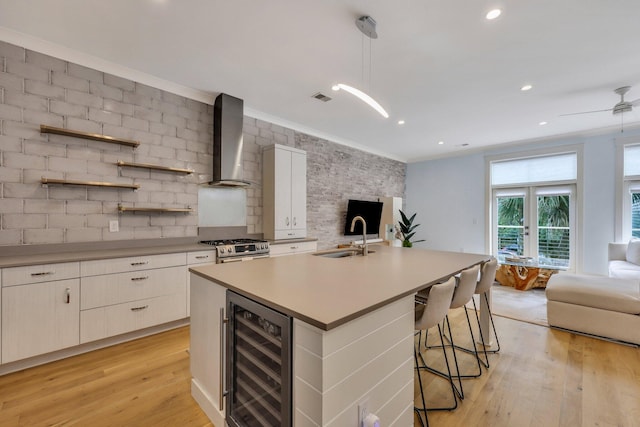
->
[189, 245, 490, 426]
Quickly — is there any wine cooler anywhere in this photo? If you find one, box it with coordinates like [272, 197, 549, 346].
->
[226, 291, 292, 427]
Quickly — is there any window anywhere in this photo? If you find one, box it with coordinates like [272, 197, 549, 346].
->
[622, 144, 640, 239]
[489, 152, 578, 270]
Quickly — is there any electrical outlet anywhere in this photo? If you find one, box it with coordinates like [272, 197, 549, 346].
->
[358, 397, 369, 427]
[109, 220, 119, 232]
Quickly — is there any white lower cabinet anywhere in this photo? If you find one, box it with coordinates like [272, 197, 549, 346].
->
[186, 250, 216, 316]
[0, 251, 201, 366]
[269, 240, 317, 257]
[79, 256, 188, 344]
[2, 278, 80, 363]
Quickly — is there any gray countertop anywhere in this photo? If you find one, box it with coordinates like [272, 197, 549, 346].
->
[190, 245, 490, 330]
[0, 243, 212, 268]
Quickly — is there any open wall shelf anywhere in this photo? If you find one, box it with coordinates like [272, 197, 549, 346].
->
[41, 178, 140, 190]
[117, 204, 192, 213]
[40, 125, 140, 148]
[116, 161, 194, 174]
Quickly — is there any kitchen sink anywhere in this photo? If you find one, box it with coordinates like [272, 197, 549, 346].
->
[312, 248, 374, 258]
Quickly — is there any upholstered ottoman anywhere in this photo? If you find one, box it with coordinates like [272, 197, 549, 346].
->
[546, 273, 640, 345]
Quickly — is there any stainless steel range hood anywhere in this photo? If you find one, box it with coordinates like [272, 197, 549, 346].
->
[208, 93, 250, 187]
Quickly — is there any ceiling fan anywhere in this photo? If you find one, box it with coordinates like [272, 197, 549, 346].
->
[561, 86, 640, 117]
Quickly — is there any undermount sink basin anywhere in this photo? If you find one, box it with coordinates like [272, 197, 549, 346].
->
[312, 248, 375, 258]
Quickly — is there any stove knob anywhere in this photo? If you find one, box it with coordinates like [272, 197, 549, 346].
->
[219, 248, 225, 254]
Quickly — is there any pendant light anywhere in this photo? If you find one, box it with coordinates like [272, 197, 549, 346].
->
[332, 16, 389, 118]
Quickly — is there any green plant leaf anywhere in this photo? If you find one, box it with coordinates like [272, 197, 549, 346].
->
[399, 210, 410, 225]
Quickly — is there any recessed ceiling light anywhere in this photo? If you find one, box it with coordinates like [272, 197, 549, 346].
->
[438, 141, 444, 145]
[486, 9, 501, 20]
[331, 85, 340, 91]
[539, 121, 548, 126]
[521, 84, 532, 91]
[398, 120, 405, 125]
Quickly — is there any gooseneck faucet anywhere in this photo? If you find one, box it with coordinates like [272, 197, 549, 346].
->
[350, 215, 368, 256]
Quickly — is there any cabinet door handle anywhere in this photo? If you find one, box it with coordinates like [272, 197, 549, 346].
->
[65, 288, 71, 304]
[293, 217, 296, 226]
[130, 305, 148, 312]
[130, 276, 149, 281]
[130, 261, 149, 266]
[285, 216, 290, 226]
[31, 271, 54, 277]
[290, 246, 299, 250]
[220, 307, 229, 411]
[195, 255, 209, 260]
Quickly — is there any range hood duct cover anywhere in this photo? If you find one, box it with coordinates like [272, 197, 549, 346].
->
[209, 93, 250, 187]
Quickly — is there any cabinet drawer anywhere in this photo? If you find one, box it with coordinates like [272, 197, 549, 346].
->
[81, 266, 186, 310]
[273, 228, 307, 240]
[80, 292, 187, 343]
[269, 240, 317, 257]
[187, 250, 216, 265]
[81, 252, 186, 277]
[2, 262, 80, 287]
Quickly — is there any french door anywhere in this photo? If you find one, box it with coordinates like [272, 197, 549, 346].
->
[493, 185, 575, 270]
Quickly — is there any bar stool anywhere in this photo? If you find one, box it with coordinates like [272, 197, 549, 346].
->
[422, 264, 481, 400]
[414, 276, 457, 427]
[468, 258, 500, 368]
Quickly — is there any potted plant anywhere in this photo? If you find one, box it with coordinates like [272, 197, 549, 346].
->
[396, 210, 425, 247]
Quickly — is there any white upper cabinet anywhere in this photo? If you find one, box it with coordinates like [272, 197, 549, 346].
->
[263, 145, 307, 240]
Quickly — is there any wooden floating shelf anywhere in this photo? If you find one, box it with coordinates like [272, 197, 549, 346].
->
[41, 178, 140, 190]
[40, 125, 140, 148]
[116, 161, 193, 174]
[117, 204, 192, 213]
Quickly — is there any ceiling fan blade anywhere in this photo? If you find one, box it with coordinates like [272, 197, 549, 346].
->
[559, 108, 612, 117]
[631, 98, 640, 106]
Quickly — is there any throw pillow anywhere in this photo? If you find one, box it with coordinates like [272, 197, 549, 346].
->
[626, 238, 640, 265]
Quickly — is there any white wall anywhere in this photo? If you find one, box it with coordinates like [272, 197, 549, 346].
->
[406, 127, 640, 275]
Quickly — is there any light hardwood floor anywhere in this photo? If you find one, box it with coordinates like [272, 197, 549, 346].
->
[0, 327, 213, 427]
[416, 308, 640, 427]
[0, 313, 638, 427]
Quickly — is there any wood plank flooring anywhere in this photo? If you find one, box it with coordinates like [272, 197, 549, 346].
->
[0, 327, 213, 427]
[415, 308, 640, 427]
[0, 312, 638, 426]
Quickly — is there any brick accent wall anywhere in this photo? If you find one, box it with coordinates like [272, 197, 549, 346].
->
[0, 41, 210, 245]
[0, 40, 405, 249]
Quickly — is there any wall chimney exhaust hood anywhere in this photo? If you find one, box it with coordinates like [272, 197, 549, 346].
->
[208, 93, 250, 187]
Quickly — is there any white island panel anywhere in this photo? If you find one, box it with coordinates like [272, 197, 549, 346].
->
[293, 295, 414, 426]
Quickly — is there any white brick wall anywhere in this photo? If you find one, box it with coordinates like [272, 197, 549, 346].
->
[0, 40, 210, 245]
[0, 39, 406, 248]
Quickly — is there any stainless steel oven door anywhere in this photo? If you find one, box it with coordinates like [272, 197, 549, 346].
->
[218, 254, 270, 264]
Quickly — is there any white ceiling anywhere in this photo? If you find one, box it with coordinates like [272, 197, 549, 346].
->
[2, 0, 640, 162]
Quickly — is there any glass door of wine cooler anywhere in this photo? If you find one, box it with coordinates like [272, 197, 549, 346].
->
[226, 291, 292, 427]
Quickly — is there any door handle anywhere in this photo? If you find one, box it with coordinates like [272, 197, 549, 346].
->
[220, 308, 229, 410]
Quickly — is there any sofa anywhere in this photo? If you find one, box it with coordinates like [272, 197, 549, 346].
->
[608, 240, 640, 279]
[546, 240, 640, 346]
[546, 273, 640, 345]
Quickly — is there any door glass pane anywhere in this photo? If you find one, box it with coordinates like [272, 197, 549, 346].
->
[537, 194, 570, 268]
[632, 192, 640, 238]
[497, 195, 524, 260]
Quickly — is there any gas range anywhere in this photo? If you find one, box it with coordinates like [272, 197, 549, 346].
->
[199, 238, 270, 263]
